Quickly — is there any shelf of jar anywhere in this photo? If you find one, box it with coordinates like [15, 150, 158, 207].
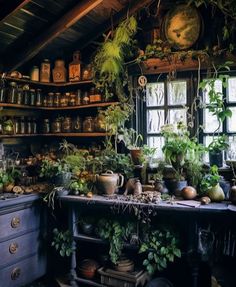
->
[0, 102, 118, 110]
[0, 133, 110, 138]
[4, 76, 93, 87]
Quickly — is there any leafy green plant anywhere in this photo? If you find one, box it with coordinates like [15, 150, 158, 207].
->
[93, 16, 137, 101]
[97, 219, 136, 264]
[0, 170, 10, 185]
[139, 228, 181, 275]
[208, 135, 229, 154]
[69, 178, 89, 195]
[200, 165, 220, 194]
[121, 128, 143, 150]
[39, 159, 69, 179]
[51, 228, 74, 257]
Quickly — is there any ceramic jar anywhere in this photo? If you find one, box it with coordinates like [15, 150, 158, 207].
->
[83, 116, 94, 132]
[30, 66, 39, 81]
[69, 51, 82, 81]
[40, 59, 50, 83]
[53, 59, 67, 83]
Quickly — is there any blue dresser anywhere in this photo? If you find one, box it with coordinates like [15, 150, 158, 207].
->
[0, 194, 47, 287]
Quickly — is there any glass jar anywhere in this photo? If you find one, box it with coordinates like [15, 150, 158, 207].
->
[26, 117, 32, 134]
[20, 116, 25, 134]
[23, 85, 30, 105]
[0, 80, 6, 103]
[75, 89, 81, 105]
[47, 92, 54, 107]
[89, 88, 101, 103]
[35, 89, 43, 106]
[82, 64, 93, 80]
[43, 119, 50, 133]
[40, 59, 51, 83]
[16, 87, 23, 105]
[54, 92, 61, 107]
[62, 117, 72, 133]
[7, 82, 17, 104]
[42, 95, 47, 107]
[30, 66, 39, 81]
[83, 116, 94, 132]
[3, 117, 14, 135]
[31, 117, 37, 134]
[29, 89, 36, 106]
[82, 91, 90, 105]
[95, 113, 106, 132]
[73, 116, 82, 132]
[14, 117, 20, 134]
[51, 118, 61, 133]
[69, 92, 76, 106]
[60, 93, 68, 107]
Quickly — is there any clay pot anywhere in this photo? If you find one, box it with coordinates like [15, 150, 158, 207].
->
[95, 170, 124, 196]
[130, 149, 142, 166]
[230, 184, 236, 204]
[207, 183, 225, 202]
[181, 186, 197, 200]
[78, 259, 99, 279]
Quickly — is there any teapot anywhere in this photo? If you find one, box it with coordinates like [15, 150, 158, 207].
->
[95, 170, 124, 196]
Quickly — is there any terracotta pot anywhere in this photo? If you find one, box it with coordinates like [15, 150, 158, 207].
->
[78, 259, 99, 279]
[95, 170, 124, 196]
[130, 149, 142, 165]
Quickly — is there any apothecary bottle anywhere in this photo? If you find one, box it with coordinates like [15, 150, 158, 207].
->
[52, 118, 61, 133]
[26, 117, 32, 134]
[60, 93, 68, 107]
[43, 119, 50, 133]
[23, 85, 30, 105]
[14, 117, 20, 134]
[0, 80, 6, 103]
[20, 116, 25, 134]
[82, 91, 90, 105]
[75, 89, 81, 105]
[52, 59, 66, 83]
[69, 92, 76, 106]
[40, 59, 51, 83]
[54, 92, 61, 107]
[95, 113, 106, 132]
[30, 66, 39, 81]
[36, 89, 43, 106]
[83, 116, 94, 132]
[16, 87, 23, 105]
[73, 116, 82, 132]
[47, 92, 54, 107]
[31, 117, 37, 134]
[7, 82, 17, 104]
[62, 117, 72, 133]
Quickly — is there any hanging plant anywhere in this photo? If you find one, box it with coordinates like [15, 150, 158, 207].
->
[93, 16, 138, 102]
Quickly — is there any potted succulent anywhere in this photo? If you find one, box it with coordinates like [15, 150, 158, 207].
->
[208, 135, 229, 167]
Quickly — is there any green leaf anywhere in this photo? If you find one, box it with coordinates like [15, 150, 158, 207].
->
[143, 259, 149, 266]
[174, 248, 181, 258]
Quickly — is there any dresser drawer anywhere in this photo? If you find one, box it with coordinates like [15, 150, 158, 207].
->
[0, 206, 40, 240]
[0, 231, 40, 268]
[0, 254, 46, 287]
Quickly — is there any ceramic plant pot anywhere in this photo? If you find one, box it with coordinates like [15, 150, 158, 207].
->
[207, 183, 225, 202]
[130, 148, 142, 166]
[164, 179, 188, 196]
[209, 151, 223, 168]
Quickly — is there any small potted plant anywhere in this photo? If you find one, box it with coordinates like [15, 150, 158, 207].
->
[200, 165, 225, 202]
[208, 135, 229, 167]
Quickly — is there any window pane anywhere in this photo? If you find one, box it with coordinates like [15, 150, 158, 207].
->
[168, 108, 187, 124]
[203, 109, 222, 133]
[227, 136, 236, 160]
[147, 109, 165, 134]
[227, 107, 236, 132]
[167, 81, 187, 105]
[203, 79, 222, 104]
[203, 136, 214, 162]
[147, 136, 164, 159]
[228, 77, 236, 103]
[146, 83, 165, 107]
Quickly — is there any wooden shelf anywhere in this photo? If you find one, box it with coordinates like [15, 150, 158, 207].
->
[76, 276, 105, 287]
[0, 133, 109, 138]
[0, 102, 118, 110]
[4, 76, 93, 87]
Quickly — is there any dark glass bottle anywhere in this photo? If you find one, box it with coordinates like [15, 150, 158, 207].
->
[23, 85, 30, 105]
[0, 80, 6, 103]
[36, 89, 43, 106]
[20, 116, 25, 134]
[16, 87, 23, 105]
[14, 118, 20, 134]
[7, 82, 17, 104]
[43, 119, 50, 133]
[31, 118, 37, 134]
[29, 89, 36, 106]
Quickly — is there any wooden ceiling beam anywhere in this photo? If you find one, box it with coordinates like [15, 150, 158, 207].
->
[75, 0, 153, 50]
[0, 0, 31, 23]
[4, 0, 103, 71]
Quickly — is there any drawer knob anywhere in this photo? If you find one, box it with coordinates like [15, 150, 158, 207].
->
[11, 217, 20, 228]
[9, 242, 19, 254]
[11, 267, 21, 280]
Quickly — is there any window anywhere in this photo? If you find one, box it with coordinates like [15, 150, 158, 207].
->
[139, 73, 236, 161]
[144, 78, 190, 158]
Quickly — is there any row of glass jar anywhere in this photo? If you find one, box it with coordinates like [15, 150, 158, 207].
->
[0, 117, 37, 135]
[0, 82, 102, 106]
[43, 115, 106, 134]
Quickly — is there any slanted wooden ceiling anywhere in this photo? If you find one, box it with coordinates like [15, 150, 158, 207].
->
[0, 0, 153, 72]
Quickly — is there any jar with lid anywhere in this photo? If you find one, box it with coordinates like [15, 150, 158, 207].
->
[69, 51, 82, 81]
[30, 66, 39, 81]
[23, 85, 30, 105]
[40, 59, 51, 83]
[35, 89, 43, 106]
[3, 117, 14, 135]
[60, 93, 68, 107]
[75, 89, 81, 105]
[89, 87, 101, 103]
[26, 117, 32, 134]
[14, 118, 20, 134]
[7, 82, 17, 104]
[16, 87, 23, 105]
[82, 91, 90, 105]
[43, 119, 50, 133]
[29, 89, 36, 106]
[0, 79, 6, 103]
[82, 64, 93, 81]
[47, 92, 54, 107]
[83, 116, 94, 132]
[51, 118, 61, 133]
[52, 59, 67, 83]
[54, 92, 61, 107]
[31, 117, 37, 134]
[73, 116, 82, 132]
[62, 117, 72, 133]
[69, 92, 76, 106]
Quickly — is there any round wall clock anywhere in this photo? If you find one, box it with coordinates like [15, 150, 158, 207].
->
[163, 5, 202, 50]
